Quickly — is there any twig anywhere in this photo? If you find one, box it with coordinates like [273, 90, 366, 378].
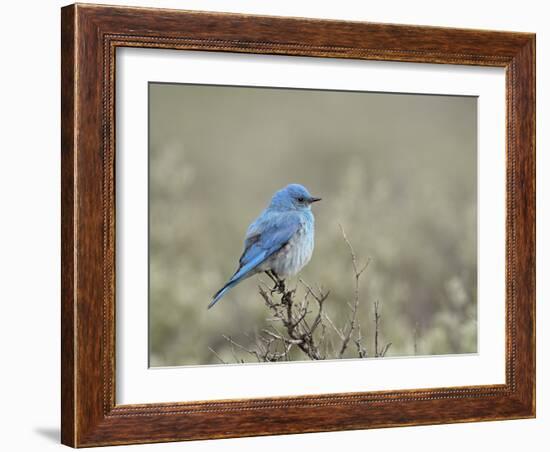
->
[223, 334, 260, 362]
[208, 347, 227, 364]
[354, 318, 368, 358]
[374, 300, 392, 357]
[212, 225, 392, 363]
[338, 224, 371, 358]
[262, 329, 302, 345]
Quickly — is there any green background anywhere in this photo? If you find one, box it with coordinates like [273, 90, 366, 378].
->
[148, 83, 477, 366]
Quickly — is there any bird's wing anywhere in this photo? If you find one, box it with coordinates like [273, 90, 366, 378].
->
[237, 211, 302, 273]
[208, 212, 301, 309]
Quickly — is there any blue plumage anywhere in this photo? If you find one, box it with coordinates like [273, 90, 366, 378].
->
[209, 184, 321, 309]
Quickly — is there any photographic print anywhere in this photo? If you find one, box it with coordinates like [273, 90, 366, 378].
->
[148, 83, 477, 367]
[61, 6, 535, 444]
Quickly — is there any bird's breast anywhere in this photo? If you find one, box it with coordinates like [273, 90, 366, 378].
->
[268, 222, 314, 278]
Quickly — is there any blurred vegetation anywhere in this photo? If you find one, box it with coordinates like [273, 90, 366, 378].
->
[148, 83, 477, 366]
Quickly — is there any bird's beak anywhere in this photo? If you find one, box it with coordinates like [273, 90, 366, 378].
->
[309, 197, 322, 203]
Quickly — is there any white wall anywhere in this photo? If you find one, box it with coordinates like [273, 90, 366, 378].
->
[0, 1, 546, 450]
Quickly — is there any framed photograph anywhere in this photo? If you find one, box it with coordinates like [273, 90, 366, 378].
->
[61, 3, 535, 447]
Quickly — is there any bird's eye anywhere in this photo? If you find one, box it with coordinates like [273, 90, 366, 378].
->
[297, 197, 305, 203]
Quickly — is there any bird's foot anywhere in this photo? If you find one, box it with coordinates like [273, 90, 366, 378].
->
[266, 270, 285, 294]
[272, 281, 285, 294]
[274, 279, 286, 295]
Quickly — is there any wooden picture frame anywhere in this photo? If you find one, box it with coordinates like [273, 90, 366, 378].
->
[61, 3, 535, 447]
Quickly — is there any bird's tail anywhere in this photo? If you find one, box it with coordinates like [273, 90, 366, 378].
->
[208, 253, 267, 309]
[208, 279, 240, 309]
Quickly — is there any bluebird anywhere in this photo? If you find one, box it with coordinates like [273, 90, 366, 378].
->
[209, 184, 321, 309]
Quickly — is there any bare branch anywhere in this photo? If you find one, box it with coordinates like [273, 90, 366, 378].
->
[373, 300, 392, 357]
[222, 334, 260, 362]
[262, 329, 303, 345]
[208, 347, 227, 364]
[338, 224, 370, 358]
[380, 342, 392, 357]
[211, 225, 392, 363]
[322, 312, 345, 341]
[354, 318, 368, 358]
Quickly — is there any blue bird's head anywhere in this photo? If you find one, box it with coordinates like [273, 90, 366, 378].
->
[269, 184, 322, 211]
